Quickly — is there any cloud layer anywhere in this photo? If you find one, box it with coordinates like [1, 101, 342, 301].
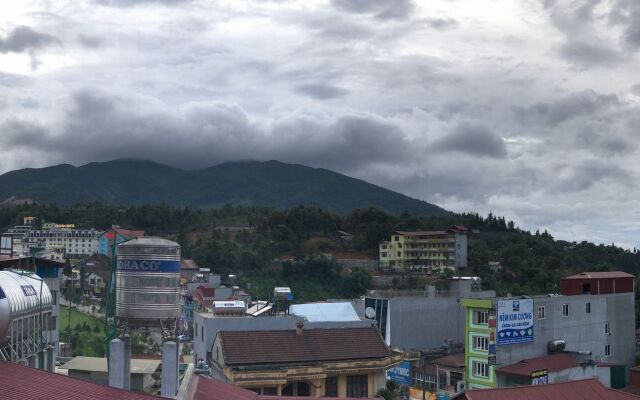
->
[0, 0, 639, 248]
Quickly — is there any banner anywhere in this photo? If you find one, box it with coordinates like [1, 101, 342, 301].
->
[387, 361, 411, 386]
[497, 299, 534, 345]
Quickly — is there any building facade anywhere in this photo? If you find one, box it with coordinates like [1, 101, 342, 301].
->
[379, 227, 467, 274]
[97, 226, 145, 256]
[23, 228, 102, 260]
[462, 272, 636, 390]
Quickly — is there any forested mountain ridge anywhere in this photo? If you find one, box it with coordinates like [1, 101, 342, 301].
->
[0, 159, 447, 216]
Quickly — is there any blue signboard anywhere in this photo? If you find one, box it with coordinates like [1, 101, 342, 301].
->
[117, 259, 180, 273]
[386, 361, 411, 386]
[497, 299, 534, 345]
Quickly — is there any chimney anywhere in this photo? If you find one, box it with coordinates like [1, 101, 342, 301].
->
[296, 320, 304, 335]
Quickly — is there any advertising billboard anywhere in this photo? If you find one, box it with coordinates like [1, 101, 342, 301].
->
[387, 361, 411, 386]
[531, 369, 549, 385]
[496, 299, 534, 345]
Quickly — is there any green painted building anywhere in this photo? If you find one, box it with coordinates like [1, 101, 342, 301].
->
[462, 298, 495, 389]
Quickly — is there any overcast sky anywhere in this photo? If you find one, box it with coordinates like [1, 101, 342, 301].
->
[1, 0, 639, 248]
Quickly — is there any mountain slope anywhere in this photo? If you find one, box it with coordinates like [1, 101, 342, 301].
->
[0, 159, 448, 216]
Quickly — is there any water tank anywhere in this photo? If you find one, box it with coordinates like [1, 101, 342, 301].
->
[116, 237, 181, 324]
[0, 270, 52, 342]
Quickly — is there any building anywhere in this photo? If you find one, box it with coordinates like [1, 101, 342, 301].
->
[379, 226, 468, 273]
[0, 256, 64, 363]
[453, 378, 640, 400]
[211, 325, 403, 397]
[0, 360, 164, 400]
[97, 226, 145, 256]
[461, 271, 635, 390]
[23, 228, 102, 260]
[60, 356, 161, 393]
[356, 277, 494, 350]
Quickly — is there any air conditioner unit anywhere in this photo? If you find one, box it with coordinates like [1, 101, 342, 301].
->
[456, 381, 465, 393]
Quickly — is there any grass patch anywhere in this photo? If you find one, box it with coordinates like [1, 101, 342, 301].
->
[59, 305, 102, 333]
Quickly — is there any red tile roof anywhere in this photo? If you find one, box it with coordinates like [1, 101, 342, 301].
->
[181, 259, 200, 270]
[0, 360, 163, 400]
[187, 375, 376, 400]
[495, 353, 583, 378]
[219, 327, 391, 366]
[431, 353, 465, 368]
[562, 271, 635, 280]
[455, 379, 640, 400]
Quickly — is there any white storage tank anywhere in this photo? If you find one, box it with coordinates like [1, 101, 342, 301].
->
[0, 270, 52, 342]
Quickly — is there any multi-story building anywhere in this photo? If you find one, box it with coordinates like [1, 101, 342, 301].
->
[97, 226, 145, 256]
[23, 228, 102, 260]
[379, 226, 467, 273]
[462, 272, 635, 390]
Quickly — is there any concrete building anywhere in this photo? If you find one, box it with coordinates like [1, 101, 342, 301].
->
[355, 277, 494, 351]
[23, 228, 102, 260]
[211, 325, 403, 397]
[462, 271, 635, 390]
[379, 226, 468, 274]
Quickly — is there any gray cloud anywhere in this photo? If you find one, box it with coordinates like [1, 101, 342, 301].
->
[514, 90, 619, 127]
[423, 17, 458, 30]
[0, 26, 59, 53]
[95, 0, 192, 6]
[558, 40, 624, 67]
[631, 84, 640, 96]
[295, 83, 349, 99]
[330, 0, 414, 20]
[431, 122, 507, 159]
[77, 34, 103, 48]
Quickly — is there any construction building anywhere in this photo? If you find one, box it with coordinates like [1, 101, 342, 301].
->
[379, 226, 467, 273]
[462, 271, 635, 390]
[97, 225, 145, 256]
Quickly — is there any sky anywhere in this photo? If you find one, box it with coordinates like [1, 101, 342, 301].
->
[0, 0, 639, 248]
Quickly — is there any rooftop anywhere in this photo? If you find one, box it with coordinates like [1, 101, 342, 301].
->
[181, 259, 200, 270]
[218, 326, 391, 366]
[455, 379, 640, 400]
[431, 353, 465, 369]
[495, 353, 584, 378]
[0, 360, 163, 400]
[289, 302, 361, 322]
[61, 356, 161, 374]
[562, 271, 635, 280]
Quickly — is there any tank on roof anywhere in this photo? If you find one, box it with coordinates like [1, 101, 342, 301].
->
[116, 237, 181, 323]
[0, 270, 52, 342]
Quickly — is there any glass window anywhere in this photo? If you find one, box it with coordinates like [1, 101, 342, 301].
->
[473, 310, 488, 325]
[605, 345, 610, 356]
[325, 377, 338, 397]
[473, 336, 489, 351]
[346, 375, 368, 398]
[472, 361, 488, 378]
[605, 322, 610, 334]
[586, 302, 591, 314]
[562, 304, 569, 317]
[538, 306, 545, 319]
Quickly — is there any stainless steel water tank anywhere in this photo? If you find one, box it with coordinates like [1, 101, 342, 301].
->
[0, 270, 52, 342]
[116, 237, 181, 323]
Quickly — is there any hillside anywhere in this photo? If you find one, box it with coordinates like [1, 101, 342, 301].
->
[0, 159, 447, 216]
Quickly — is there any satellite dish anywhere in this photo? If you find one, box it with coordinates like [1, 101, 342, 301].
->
[365, 307, 376, 319]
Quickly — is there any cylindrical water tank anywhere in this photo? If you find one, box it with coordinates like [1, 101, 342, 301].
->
[0, 270, 53, 342]
[116, 237, 181, 323]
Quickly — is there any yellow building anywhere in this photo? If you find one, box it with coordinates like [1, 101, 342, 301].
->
[379, 227, 467, 274]
[211, 324, 403, 397]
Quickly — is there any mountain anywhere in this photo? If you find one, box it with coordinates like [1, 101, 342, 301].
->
[0, 159, 448, 216]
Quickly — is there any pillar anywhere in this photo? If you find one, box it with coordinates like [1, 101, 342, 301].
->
[161, 341, 179, 398]
[109, 338, 128, 390]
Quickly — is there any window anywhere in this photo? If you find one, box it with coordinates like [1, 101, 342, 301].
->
[194, 323, 197, 337]
[473, 310, 488, 325]
[605, 322, 610, 334]
[472, 361, 488, 378]
[381, 252, 388, 258]
[562, 304, 569, 317]
[201, 326, 203, 339]
[51, 316, 57, 330]
[397, 252, 401, 257]
[394, 236, 399, 241]
[346, 375, 368, 398]
[538, 306, 545, 319]
[473, 336, 489, 351]
[585, 302, 591, 314]
[605, 345, 611, 356]
[325, 377, 338, 397]
[51, 290, 57, 305]
[398, 243, 402, 249]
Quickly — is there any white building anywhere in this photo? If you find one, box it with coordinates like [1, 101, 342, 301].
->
[23, 228, 102, 260]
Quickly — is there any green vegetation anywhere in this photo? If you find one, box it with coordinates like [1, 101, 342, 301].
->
[0, 159, 447, 216]
[60, 305, 104, 357]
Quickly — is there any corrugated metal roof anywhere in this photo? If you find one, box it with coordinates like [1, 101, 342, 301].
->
[456, 379, 640, 400]
[0, 360, 163, 400]
[431, 353, 465, 368]
[562, 272, 635, 280]
[290, 302, 360, 322]
[61, 356, 161, 374]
